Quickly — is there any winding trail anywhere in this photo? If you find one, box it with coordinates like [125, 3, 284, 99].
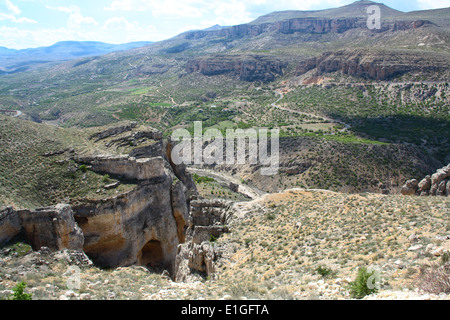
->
[187, 167, 267, 200]
[270, 91, 351, 130]
[0, 109, 22, 117]
[157, 81, 177, 105]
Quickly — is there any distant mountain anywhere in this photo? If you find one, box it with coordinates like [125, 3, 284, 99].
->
[0, 41, 154, 73]
[202, 24, 227, 31]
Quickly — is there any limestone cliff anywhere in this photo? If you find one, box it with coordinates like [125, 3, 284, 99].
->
[0, 123, 198, 277]
[296, 50, 449, 81]
[174, 199, 233, 282]
[183, 17, 431, 40]
[185, 55, 287, 83]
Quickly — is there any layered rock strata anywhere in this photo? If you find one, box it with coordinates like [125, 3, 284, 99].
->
[296, 50, 448, 81]
[0, 124, 198, 277]
[174, 199, 233, 282]
[186, 55, 287, 82]
[183, 17, 431, 40]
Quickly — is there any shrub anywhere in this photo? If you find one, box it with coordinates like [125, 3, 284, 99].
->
[79, 164, 88, 173]
[193, 174, 215, 184]
[316, 266, 334, 278]
[102, 174, 110, 183]
[416, 263, 450, 295]
[9, 281, 32, 300]
[348, 267, 379, 299]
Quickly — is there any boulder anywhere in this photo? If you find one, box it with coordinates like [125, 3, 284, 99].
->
[401, 179, 418, 196]
[436, 180, 447, 196]
[430, 165, 450, 195]
[402, 164, 449, 197]
[417, 175, 431, 193]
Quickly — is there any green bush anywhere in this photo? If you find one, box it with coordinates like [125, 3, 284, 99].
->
[79, 164, 88, 173]
[193, 174, 215, 184]
[348, 267, 378, 299]
[316, 266, 334, 278]
[9, 281, 32, 301]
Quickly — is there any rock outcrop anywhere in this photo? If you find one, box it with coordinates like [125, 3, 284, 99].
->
[186, 55, 287, 82]
[72, 178, 180, 272]
[401, 164, 450, 196]
[19, 204, 84, 251]
[174, 199, 233, 282]
[0, 123, 199, 278]
[0, 206, 22, 247]
[296, 50, 448, 81]
[0, 205, 84, 251]
[76, 155, 166, 181]
[182, 17, 431, 40]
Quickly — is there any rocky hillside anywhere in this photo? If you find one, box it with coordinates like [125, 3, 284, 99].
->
[0, 116, 201, 276]
[0, 189, 448, 300]
[181, 0, 436, 40]
[295, 50, 450, 81]
[195, 135, 440, 195]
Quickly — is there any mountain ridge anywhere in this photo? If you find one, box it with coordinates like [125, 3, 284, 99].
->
[0, 40, 154, 73]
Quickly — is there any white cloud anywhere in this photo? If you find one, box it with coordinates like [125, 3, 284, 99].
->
[6, 0, 21, 15]
[416, 0, 450, 9]
[68, 13, 98, 29]
[0, 0, 35, 23]
[105, 0, 205, 18]
[46, 5, 98, 29]
[45, 5, 80, 14]
[103, 16, 137, 31]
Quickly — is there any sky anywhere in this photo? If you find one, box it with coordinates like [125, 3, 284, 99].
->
[0, 0, 449, 49]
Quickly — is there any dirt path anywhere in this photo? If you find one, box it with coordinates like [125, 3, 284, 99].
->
[188, 167, 267, 200]
[157, 82, 177, 105]
[271, 91, 351, 129]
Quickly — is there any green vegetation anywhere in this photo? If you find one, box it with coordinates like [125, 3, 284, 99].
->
[6, 242, 32, 257]
[193, 174, 215, 184]
[316, 266, 335, 278]
[0, 116, 136, 208]
[8, 281, 32, 301]
[348, 267, 379, 299]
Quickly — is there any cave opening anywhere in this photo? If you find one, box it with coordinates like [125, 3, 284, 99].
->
[138, 240, 167, 273]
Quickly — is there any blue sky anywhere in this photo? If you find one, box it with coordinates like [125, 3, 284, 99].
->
[0, 0, 449, 49]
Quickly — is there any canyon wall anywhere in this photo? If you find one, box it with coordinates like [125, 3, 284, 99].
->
[186, 55, 287, 82]
[183, 17, 432, 40]
[0, 124, 198, 277]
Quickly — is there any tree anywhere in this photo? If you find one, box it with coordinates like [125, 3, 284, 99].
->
[9, 281, 32, 300]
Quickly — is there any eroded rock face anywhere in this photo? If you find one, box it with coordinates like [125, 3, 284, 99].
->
[0, 206, 21, 247]
[186, 55, 287, 82]
[183, 17, 431, 40]
[72, 178, 179, 272]
[296, 50, 448, 81]
[76, 155, 166, 181]
[0, 123, 199, 278]
[402, 164, 450, 196]
[0, 204, 84, 251]
[69, 126, 198, 274]
[174, 199, 232, 282]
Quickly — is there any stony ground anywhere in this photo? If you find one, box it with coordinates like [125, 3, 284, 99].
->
[0, 189, 449, 300]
